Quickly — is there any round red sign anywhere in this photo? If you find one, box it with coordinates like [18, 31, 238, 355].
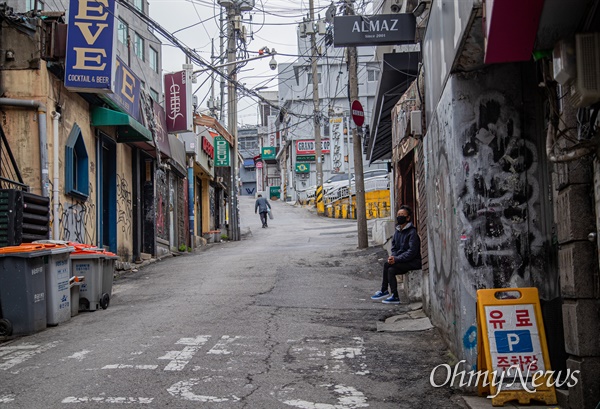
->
[351, 100, 364, 127]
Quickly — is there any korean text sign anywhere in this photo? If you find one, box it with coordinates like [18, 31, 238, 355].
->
[65, 0, 116, 92]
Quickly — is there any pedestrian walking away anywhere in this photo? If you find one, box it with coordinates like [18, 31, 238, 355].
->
[371, 205, 422, 304]
[255, 194, 272, 228]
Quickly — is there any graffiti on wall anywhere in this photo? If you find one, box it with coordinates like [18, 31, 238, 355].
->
[425, 83, 548, 366]
[117, 174, 132, 236]
[155, 169, 169, 241]
[457, 92, 543, 292]
[58, 182, 96, 244]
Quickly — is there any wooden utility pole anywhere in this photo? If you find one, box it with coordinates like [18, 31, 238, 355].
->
[309, 0, 324, 214]
[346, 0, 368, 248]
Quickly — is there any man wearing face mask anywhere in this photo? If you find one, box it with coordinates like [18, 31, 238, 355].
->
[371, 205, 422, 304]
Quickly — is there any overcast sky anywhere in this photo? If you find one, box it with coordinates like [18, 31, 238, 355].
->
[148, 0, 334, 126]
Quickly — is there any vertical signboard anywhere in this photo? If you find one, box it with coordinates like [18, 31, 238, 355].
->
[108, 56, 142, 121]
[476, 288, 557, 406]
[214, 136, 230, 167]
[152, 101, 171, 158]
[164, 70, 192, 133]
[329, 117, 345, 173]
[267, 115, 277, 148]
[65, 0, 117, 92]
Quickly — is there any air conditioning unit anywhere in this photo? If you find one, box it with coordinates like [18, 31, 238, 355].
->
[574, 33, 600, 107]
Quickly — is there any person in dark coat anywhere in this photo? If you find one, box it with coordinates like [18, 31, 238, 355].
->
[371, 205, 422, 304]
[254, 194, 271, 228]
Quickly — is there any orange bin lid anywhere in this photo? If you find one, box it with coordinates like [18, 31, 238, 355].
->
[0, 244, 48, 254]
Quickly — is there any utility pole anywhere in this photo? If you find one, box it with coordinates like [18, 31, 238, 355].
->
[309, 0, 324, 214]
[226, 4, 240, 241]
[346, 0, 368, 248]
[219, 8, 226, 121]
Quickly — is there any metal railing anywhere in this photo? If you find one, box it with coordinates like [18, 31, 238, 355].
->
[0, 123, 28, 191]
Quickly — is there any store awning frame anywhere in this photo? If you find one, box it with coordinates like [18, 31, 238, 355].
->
[91, 107, 152, 143]
[367, 51, 420, 163]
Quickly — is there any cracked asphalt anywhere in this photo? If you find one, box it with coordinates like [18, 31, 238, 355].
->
[0, 196, 465, 408]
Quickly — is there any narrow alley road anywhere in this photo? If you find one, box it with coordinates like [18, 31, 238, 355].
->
[0, 197, 463, 408]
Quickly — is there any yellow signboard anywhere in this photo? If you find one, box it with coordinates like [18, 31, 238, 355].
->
[476, 287, 557, 406]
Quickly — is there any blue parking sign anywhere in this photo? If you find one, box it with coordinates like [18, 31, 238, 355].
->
[495, 330, 533, 353]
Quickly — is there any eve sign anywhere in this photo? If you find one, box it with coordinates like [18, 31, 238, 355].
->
[65, 0, 116, 92]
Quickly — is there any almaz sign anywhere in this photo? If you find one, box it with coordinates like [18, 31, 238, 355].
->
[333, 14, 416, 47]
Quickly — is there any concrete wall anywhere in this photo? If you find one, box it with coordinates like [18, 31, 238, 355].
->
[424, 64, 557, 370]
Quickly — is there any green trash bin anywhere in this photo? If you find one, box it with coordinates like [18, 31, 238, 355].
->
[41, 244, 74, 326]
[0, 244, 52, 336]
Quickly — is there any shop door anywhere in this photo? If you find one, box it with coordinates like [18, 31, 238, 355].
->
[97, 135, 117, 252]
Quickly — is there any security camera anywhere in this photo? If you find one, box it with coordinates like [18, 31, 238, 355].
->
[269, 56, 277, 71]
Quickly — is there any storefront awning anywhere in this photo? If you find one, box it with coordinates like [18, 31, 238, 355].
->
[91, 107, 152, 143]
[367, 51, 420, 164]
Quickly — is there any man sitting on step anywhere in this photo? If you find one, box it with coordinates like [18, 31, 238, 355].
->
[370, 205, 422, 304]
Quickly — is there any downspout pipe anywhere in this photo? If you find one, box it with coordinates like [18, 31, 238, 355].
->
[0, 98, 49, 197]
[52, 111, 60, 240]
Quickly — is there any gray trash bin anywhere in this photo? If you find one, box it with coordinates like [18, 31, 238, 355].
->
[72, 250, 105, 311]
[43, 244, 74, 326]
[0, 244, 52, 336]
[69, 275, 84, 317]
[101, 252, 119, 309]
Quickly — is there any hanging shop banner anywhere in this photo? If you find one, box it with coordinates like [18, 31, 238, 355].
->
[164, 70, 193, 133]
[107, 56, 142, 121]
[329, 117, 345, 173]
[333, 14, 416, 47]
[65, 0, 117, 92]
[295, 139, 330, 155]
[476, 288, 557, 406]
[262, 147, 276, 161]
[295, 163, 310, 173]
[214, 136, 230, 167]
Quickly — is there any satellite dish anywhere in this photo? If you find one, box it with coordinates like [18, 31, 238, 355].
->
[325, 4, 336, 23]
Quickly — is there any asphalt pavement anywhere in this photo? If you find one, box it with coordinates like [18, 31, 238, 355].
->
[0, 196, 464, 408]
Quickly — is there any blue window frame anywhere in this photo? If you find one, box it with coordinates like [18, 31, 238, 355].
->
[65, 124, 89, 200]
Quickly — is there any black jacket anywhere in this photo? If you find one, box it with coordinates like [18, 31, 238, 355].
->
[391, 223, 422, 268]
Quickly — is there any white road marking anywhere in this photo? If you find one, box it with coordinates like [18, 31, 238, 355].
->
[282, 384, 368, 409]
[67, 350, 91, 361]
[0, 342, 59, 371]
[102, 364, 158, 370]
[207, 335, 242, 355]
[159, 336, 210, 371]
[0, 394, 15, 403]
[62, 397, 153, 404]
[167, 378, 241, 403]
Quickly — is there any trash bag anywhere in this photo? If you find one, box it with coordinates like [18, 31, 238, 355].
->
[268, 208, 274, 220]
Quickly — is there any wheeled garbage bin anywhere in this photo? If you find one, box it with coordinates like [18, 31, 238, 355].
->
[41, 243, 75, 326]
[101, 252, 119, 309]
[0, 244, 52, 336]
[69, 275, 84, 317]
[71, 250, 105, 311]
